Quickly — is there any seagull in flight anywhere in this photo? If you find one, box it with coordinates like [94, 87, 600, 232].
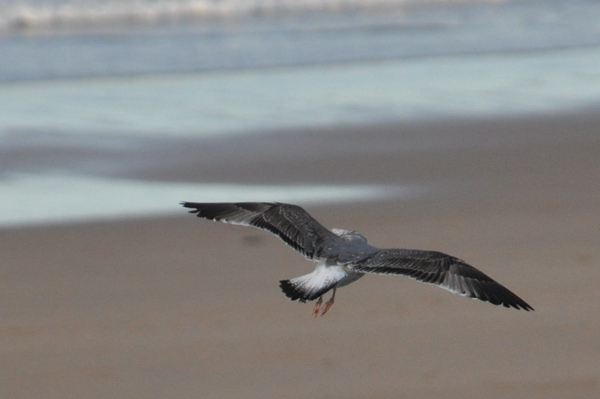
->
[181, 202, 533, 316]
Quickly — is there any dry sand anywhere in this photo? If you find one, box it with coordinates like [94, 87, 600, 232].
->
[1, 112, 599, 398]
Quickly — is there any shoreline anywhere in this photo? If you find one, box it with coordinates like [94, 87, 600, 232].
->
[1, 109, 600, 229]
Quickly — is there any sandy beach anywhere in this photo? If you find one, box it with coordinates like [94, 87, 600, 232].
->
[1, 111, 599, 398]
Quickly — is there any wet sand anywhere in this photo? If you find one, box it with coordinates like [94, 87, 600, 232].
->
[1, 112, 599, 398]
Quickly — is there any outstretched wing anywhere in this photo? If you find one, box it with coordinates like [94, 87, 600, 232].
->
[352, 249, 533, 310]
[181, 202, 339, 260]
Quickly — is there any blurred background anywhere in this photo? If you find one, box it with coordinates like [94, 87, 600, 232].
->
[1, 0, 599, 226]
[2, 2, 600, 399]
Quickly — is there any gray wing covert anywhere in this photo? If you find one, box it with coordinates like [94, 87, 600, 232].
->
[181, 202, 339, 260]
[352, 249, 533, 310]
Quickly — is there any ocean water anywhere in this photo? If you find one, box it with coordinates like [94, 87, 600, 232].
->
[1, 0, 600, 226]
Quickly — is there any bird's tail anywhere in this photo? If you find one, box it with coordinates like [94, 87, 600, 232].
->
[279, 270, 340, 303]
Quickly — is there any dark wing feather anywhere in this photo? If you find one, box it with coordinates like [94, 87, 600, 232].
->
[180, 202, 338, 260]
[352, 249, 533, 310]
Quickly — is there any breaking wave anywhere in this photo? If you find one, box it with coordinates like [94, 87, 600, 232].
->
[0, 0, 507, 34]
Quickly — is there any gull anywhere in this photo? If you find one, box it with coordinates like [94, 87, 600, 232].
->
[181, 202, 533, 316]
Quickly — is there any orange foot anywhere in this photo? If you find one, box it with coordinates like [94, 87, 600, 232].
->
[312, 296, 323, 318]
[320, 297, 334, 316]
[320, 287, 337, 316]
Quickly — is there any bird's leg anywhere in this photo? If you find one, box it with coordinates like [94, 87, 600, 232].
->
[320, 287, 337, 316]
[312, 296, 323, 317]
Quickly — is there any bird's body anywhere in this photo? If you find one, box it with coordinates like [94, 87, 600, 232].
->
[181, 201, 533, 316]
